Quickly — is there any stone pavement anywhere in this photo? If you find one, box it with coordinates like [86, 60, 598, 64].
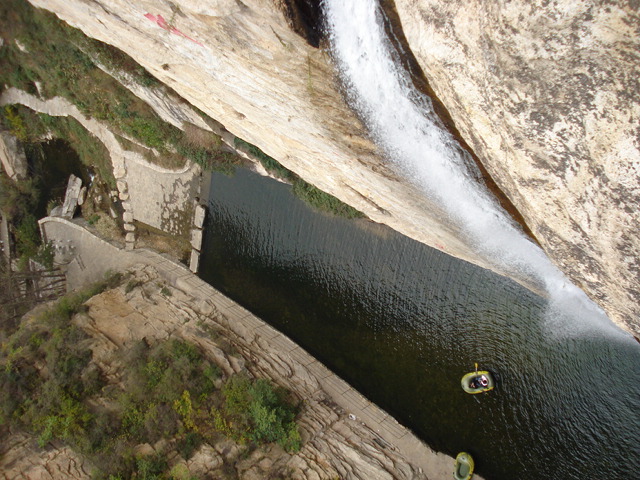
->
[40, 217, 480, 480]
[1, 88, 201, 240]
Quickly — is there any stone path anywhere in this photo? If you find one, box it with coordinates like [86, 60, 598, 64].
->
[40, 217, 479, 480]
[0, 88, 201, 239]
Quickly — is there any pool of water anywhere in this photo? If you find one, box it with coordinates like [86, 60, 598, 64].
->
[199, 167, 640, 480]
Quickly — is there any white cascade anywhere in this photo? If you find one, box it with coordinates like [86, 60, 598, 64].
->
[323, 0, 622, 336]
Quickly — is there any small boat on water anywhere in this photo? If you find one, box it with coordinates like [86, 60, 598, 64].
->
[461, 363, 495, 394]
[453, 452, 474, 480]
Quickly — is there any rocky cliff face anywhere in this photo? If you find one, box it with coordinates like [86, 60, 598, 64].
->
[27, 0, 639, 336]
[25, 0, 494, 275]
[394, 0, 640, 336]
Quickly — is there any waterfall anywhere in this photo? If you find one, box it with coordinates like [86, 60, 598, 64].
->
[322, 0, 621, 335]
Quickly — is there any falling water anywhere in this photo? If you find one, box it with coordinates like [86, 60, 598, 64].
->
[322, 0, 620, 335]
[199, 167, 640, 480]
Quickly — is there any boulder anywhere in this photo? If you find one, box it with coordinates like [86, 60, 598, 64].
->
[0, 130, 27, 181]
[193, 204, 206, 229]
[190, 228, 203, 251]
[60, 174, 83, 219]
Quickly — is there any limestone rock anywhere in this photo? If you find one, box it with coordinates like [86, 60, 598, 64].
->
[133, 443, 155, 457]
[116, 179, 128, 194]
[114, 164, 126, 179]
[27, 0, 495, 291]
[0, 130, 27, 180]
[0, 429, 93, 479]
[27, 0, 640, 336]
[189, 249, 200, 273]
[14, 39, 27, 52]
[186, 444, 224, 476]
[6, 263, 439, 480]
[193, 204, 206, 229]
[190, 228, 202, 251]
[394, 0, 640, 336]
[60, 174, 83, 219]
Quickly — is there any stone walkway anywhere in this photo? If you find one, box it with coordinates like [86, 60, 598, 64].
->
[40, 217, 479, 480]
[0, 88, 201, 238]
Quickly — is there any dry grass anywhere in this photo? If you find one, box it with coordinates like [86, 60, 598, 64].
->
[183, 123, 222, 151]
[134, 221, 191, 264]
[93, 213, 123, 243]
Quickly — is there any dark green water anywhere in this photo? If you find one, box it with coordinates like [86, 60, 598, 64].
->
[199, 167, 640, 480]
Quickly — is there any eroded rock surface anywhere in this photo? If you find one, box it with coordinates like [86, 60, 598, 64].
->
[1, 265, 430, 480]
[0, 428, 93, 480]
[24, 0, 640, 335]
[0, 130, 27, 181]
[394, 0, 640, 336]
[25, 0, 502, 289]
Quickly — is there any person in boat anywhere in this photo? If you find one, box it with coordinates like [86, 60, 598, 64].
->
[469, 375, 489, 389]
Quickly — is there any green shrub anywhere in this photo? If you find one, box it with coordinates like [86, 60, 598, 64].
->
[14, 213, 41, 258]
[234, 138, 295, 182]
[221, 375, 301, 452]
[1, 280, 302, 479]
[33, 242, 54, 269]
[120, 395, 146, 438]
[134, 454, 167, 480]
[36, 395, 91, 447]
[0, 173, 40, 220]
[177, 431, 203, 460]
[233, 137, 364, 218]
[142, 403, 179, 441]
[3, 105, 29, 141]
[173, 390, 197, 432]
[292, 180, 364, 219]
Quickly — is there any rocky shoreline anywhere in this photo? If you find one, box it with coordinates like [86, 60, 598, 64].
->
[0, 217, 476, 480]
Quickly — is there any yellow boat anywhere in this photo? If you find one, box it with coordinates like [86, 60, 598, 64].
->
[461, 364, 495, 394]
[453, 452, 474, 480]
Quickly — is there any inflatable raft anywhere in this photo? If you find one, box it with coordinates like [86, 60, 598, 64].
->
[461, 364, 495, 394]
[453, 452, 474, 480]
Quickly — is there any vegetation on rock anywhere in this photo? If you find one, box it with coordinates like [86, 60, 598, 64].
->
[235, 137, 364, 219]
[0, 275, 302, 479]
[0, 0, 236, 172]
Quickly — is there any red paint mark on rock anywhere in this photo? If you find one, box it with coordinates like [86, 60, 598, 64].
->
[144, 13, 203, 46]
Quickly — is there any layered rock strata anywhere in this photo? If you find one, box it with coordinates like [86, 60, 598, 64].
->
[0, 264, 438, 480]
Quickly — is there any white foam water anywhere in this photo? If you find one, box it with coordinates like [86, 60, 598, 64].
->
[322, 0, 624, 337]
